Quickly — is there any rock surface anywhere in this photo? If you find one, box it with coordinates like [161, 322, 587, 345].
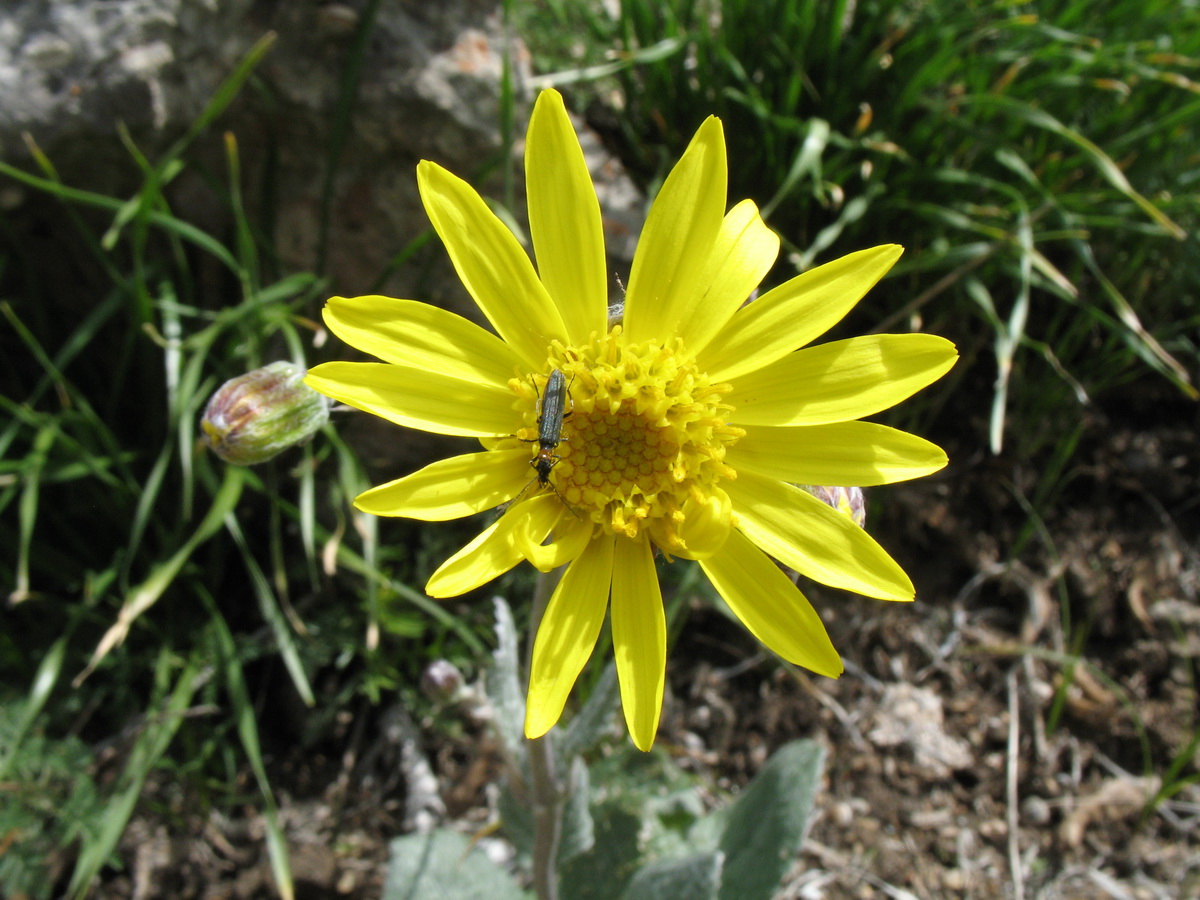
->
[0, 0, 519, 296]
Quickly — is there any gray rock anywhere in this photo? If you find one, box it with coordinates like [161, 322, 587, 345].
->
[0, 0, 519, 296]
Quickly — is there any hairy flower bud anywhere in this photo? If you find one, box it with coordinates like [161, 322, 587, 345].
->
[201, 361, 329, 465]
[804, 485, 867, 528]
[420, 660, 466, 702]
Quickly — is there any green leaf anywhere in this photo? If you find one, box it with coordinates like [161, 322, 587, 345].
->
[559, 802, 643, 900]
[499, 755, 594, 866]
[559, 756, 596, 862]
[67, 646, 205, 899]
[0, 634, 69, 780]
[558, 663, 619, 762]
[711, 740, 825, 900]
[224, 514, 316, 706]
[963, 94, 1186, 239]
[621, 851, 723, 900]
[0, 703, 102, 900]
[487, 596, 527, 764]
[204, 591, 295, 900]
[73, 465, 246, 685]
[382, 830, 529, 900]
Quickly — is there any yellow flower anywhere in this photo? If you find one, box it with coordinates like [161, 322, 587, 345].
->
[306, 90, 957, 751]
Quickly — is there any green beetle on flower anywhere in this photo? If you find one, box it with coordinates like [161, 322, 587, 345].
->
[305, 89, 957, 751]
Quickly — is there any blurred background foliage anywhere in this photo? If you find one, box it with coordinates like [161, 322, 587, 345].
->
[1, 0, 1197, 895]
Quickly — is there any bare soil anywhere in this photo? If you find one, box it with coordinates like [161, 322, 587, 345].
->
[94, 392, 1199, 900]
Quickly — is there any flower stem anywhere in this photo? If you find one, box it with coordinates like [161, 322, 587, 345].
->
[527, 567, 565, 900]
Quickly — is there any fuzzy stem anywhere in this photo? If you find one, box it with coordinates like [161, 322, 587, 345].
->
[527, 566, 565, 900]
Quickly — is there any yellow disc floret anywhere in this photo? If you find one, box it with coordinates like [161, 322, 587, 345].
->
[510, 326, 744, 559]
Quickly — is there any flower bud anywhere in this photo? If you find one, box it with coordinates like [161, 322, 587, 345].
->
[420, 660, 466, 702]
[201, 361, 329, 465]
[804, 485, 866, 528]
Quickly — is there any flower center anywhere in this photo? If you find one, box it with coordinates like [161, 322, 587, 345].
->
[512, 327, 744, 557]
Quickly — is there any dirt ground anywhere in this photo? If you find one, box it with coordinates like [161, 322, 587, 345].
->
[91, 390, 1199, 900]
[757, 399, 1200, 899]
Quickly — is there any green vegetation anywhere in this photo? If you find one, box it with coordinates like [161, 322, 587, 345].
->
[0, 33, 476, 899]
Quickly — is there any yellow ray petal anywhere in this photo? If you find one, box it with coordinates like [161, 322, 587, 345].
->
[507, 493, 559, 569]
[321, 295, 521, 386]
[701, 245, 904, 381]
[525, 534, 615, 739]
[728, 470, 915, 601]
[726, 334, 958, 427]
[674, 200, 779, 357]
[425, 508, 526, 598]
[727, 422, 949, 487]
[354, 448, 529, 520]
[515, 504, 594, 572]
[623, 117, 727, 344]
[305, 361, 517, 437]
[610, 535, 665, 751]
[700, 529, 843, 677]
[665, 487, 734, 560]
[526, 90, 608, 344]
[418, 161, 567, 369]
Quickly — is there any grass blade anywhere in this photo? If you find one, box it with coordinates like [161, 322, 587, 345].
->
[74, 466, 246, 685]
[202, 590, 296, 900]
[223, 513, 316, 706]
[66, 646, 206, 900]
